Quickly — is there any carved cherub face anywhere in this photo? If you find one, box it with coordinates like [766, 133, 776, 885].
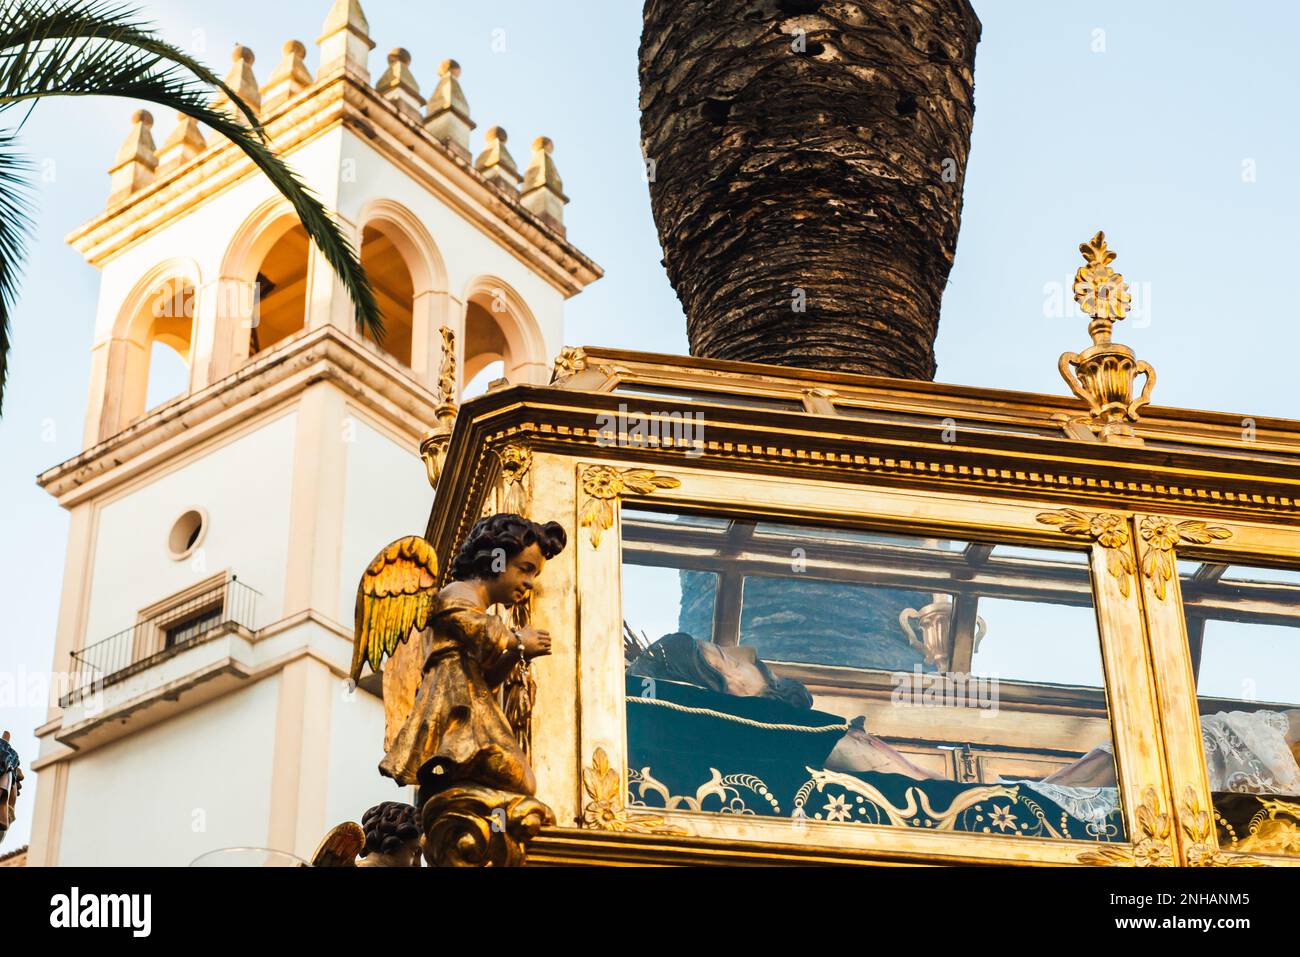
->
[485, 543, 547, 608]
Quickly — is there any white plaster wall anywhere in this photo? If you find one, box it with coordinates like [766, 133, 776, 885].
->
[324, 687, 410, 828]
[58, 674, 280, 866]
[83, 411, 296, 645]
[337, 411, 431, 625]
[335, 129, 567, 359]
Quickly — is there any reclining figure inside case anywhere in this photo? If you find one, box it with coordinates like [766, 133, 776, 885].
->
[624, 631, 1300, 838]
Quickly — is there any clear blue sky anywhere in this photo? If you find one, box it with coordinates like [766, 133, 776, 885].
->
[2, 1, 1299, 848]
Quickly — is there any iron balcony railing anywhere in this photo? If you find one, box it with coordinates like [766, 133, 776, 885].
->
[61, 577, 259, 706]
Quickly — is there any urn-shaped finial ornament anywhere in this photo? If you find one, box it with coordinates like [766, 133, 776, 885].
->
[899, 598, 986, 673]
[1057, 231, 1156, 446]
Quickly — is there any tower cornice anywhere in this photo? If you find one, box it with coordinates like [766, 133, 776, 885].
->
[66, 70, 602, 297]
[36, 324, 441, 507]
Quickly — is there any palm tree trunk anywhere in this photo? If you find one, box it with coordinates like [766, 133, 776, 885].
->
[640, 0, 981, 381]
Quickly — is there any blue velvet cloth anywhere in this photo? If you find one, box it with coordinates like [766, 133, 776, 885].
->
[624, 675, 1126, 842]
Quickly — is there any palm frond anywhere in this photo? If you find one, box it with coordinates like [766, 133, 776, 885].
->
[0, 0, 259, 129]
[0, 13, 382, 392]
[0, 133, 35, 412]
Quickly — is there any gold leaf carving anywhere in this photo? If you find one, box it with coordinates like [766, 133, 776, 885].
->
[1180, 787, 1263, 866]
[1035, 508, 1134, 596]
[1078, 787, 1174, 866]
[581, 747, 688, 835]
[1073, 231, 1132, 322]
[497, 443, 532, 515]
[579, 465, 681, 548]
[1138, 516, 1232, 600]
[551, 346, 588, 382]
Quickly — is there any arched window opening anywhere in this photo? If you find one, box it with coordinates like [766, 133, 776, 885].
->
[463, 298, 512, 398]
[249, 223, 308, 356]
[462, 359, 505, 400]
[139, 279, 195, 415]
[360, 225, 414, 367]
[145, 340, 190, 410]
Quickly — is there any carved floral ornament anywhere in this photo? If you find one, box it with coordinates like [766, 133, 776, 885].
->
[1035, 509, 1232, 600]
[551, 346, 588, 382]
[1079, 786, 1268, 866]
[582, 747, 688, 835]
[1137, 515, 1232, 600]
[1035, 508, 1135, 596]
[579, 464, 681, 548]
[1073, 231, 1133, 323]
[1078, 787, 1174, 866]
[1180, 788, 1263, 867]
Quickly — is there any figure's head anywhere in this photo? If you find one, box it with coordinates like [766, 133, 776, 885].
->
[451, 513, 567, 607]
[360, 801, 420, 865]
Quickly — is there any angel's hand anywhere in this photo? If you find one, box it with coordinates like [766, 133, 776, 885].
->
[519, 628, 552, 660]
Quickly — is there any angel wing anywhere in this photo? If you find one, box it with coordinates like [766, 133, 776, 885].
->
[310, 821, 366, 867]
[352, 536, 440, 682]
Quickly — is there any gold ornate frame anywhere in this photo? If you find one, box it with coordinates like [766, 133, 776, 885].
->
[420, 347, 1300, 866]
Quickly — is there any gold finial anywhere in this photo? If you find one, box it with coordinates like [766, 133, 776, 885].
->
[435, 325, 457, 411]
[1072, 230, 1132, 343]
[420, 326, 459, 488]
[1057, 231, 1154, 447]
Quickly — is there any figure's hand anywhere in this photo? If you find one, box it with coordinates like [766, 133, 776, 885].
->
[519, 627, 552, 660]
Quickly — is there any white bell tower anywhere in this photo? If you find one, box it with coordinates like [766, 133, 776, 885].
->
[25, 0, 601, 866]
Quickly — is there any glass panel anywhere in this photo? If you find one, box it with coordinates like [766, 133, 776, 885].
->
[993, 544, 1089, 565]
[620, 508, 1124, 845]
[1224, 565, 1300, 585]
[1181, 559, 1300, 859]
[612, 383, 804, 412]
[753, 522, 936, 550]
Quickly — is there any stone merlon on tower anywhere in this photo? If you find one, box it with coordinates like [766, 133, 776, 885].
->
[425, 59, 475, 162]
[95, 0, 584, 247]
[212, 44, 262, 123]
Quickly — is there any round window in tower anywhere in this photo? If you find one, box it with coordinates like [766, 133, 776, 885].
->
[168, 508, 208, 560]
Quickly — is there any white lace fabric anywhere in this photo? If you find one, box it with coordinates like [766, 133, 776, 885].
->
[1001, 780, 1120, 827]
[1201, 709, 1300, 794]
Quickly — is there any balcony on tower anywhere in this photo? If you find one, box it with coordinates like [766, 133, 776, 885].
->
[54, 574, 261, 749]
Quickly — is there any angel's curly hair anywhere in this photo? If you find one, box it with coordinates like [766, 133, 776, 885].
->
[360, 801, 420, 857]
[450, 513, 566, 581]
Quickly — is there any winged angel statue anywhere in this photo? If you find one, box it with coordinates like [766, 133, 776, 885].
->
[322, 514, 567, 867]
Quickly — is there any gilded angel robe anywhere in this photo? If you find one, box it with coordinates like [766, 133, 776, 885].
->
[379, 594, 534, 796]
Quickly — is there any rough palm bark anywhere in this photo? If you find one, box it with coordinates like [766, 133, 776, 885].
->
[640, 0, 980, 380]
